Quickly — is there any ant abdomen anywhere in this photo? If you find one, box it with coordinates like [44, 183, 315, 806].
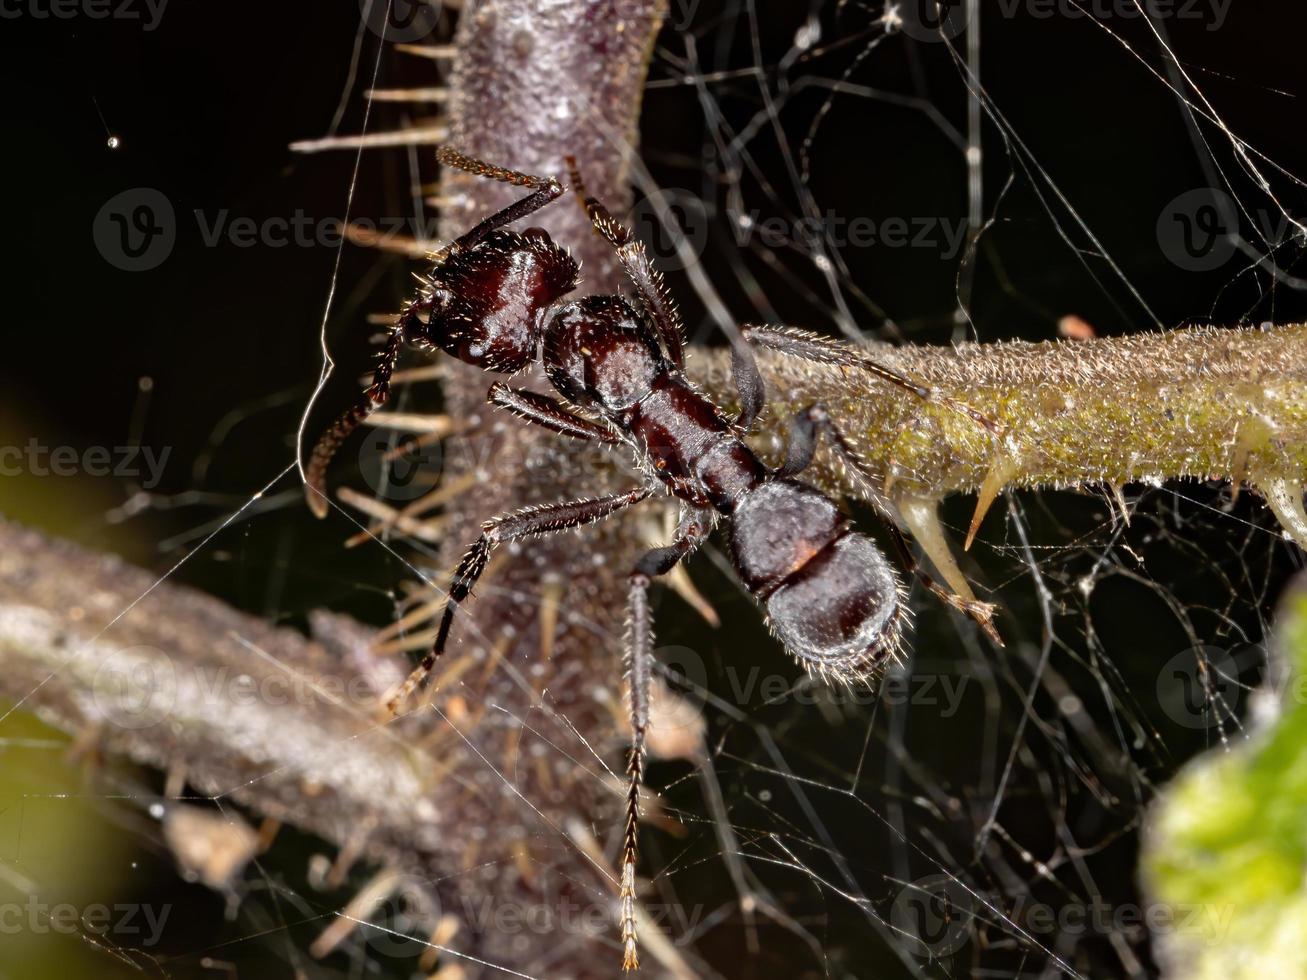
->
[730, 480, 904, 678]
[765, 533, 904, 678]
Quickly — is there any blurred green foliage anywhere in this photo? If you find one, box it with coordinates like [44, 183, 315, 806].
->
[1146, 581, 1307, 978]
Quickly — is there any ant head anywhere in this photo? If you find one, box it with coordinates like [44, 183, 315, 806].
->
[426, 228, 579, 374]
[543, 295, 667, 412]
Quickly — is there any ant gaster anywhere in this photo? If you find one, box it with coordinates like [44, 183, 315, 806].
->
[304, 146, 999, 971]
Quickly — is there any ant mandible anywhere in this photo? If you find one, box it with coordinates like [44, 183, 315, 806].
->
[304, 146, 999, 971]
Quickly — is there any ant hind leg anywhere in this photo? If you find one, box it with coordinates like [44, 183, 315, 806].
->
[384, 486, 653, 715]
[619, 507, 713, 971]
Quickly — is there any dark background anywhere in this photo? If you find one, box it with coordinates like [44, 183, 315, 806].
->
[1, 1, 1305, 977]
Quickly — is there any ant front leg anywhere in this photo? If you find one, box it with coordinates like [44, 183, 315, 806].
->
[565, 155, 686, 368]
[385, 487, 653, 715]
[779, 403, 1002, 645]
[433, 146, 565, 263]
[620, 507, 714, 971]
[303, 300, 430, 518]
[486, 382, 620, 445]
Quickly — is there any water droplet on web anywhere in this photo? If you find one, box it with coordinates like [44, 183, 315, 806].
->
[107, 135, 122, 150]
[794, 17, 821, 50]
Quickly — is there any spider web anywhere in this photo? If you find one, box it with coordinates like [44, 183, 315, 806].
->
[3, 1, 1306, 978]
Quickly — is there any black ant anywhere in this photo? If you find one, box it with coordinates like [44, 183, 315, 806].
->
[304, 146, 999, 971]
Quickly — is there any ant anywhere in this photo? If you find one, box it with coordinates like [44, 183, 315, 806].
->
[304, 146, 999, 971]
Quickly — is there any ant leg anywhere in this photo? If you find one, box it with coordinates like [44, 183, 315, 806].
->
[486, 382, 620, 445]
[565, 155, 685, 368]
[303, 300, 430, 518]
[742, 324, 1001, 434]
[438, 146, 558, 190]
[621, 508, 713, 971]
[728, 334, 766, 431]
[434, 146, 565, 262]
[385, 486, 653, 715]
[777, 404, 888, 506]
[778, 404, 1001, 644]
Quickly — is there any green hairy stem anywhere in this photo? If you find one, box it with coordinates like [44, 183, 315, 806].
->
[688, 324, 1307, 549]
